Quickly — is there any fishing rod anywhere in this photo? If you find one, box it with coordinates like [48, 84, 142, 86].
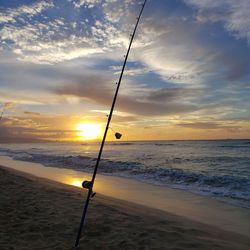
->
[74, 0, 148, 248]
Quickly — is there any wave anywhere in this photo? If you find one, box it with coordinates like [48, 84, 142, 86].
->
[108, 142, 134, 146]
[154, 143, 175, 146]
[1, 147, 250, 208]
[219, 145, 250, 148]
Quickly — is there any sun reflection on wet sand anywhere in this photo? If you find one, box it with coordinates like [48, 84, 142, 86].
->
[1, 156, 250, 237]
[71, 179, 82, 188]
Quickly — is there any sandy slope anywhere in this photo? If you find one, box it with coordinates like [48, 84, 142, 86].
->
[1, 166, 249, 250]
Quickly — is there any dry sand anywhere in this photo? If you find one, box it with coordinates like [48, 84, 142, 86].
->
[1, 166, 250, 250]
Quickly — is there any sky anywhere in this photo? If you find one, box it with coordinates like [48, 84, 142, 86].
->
[0, 0, 250, 142]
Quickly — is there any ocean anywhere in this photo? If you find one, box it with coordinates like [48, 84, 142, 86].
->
[0, 140, 249, 208]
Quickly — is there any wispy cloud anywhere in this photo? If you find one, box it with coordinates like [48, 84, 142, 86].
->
[184, 0, 250, 44]
[0, 1, 53, 24]
[53, 74, 199, 116]
[177, 121, 237, 130]
[0, 0, 249, 140]
[72, 0, 101, 9]
[0, 0, 139, 64]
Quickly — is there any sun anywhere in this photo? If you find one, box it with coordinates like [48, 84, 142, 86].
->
[76, 123, 102, 140]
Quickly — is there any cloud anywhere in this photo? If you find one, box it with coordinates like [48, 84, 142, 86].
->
[0, 123, 75, 142]
[178, 122, 230, 130]
[111, 65, 151, 76]
[0, 23, 104, 64]
[0, 114, 81, 142]
[0, 0, 249, 141]
[54, 75, 199, 116]
[1, 102, 15, 109]
[148, 88, 203, 102]
[1, 0, 249, 86]
[0, 0, 103, 64]
[132, 7, 250, 87]
[0, 1, 53, 24]
[0, 102, 15, 120]
[213, 49, 249, 81]
[184, 0, 250, 45]
[22, 111, 41, 116]
[0, 0, 139, 64]
[177, 121, 247, 133]
[72, 0, 101, 9]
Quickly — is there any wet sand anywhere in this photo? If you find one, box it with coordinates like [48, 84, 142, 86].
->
[1, 155, 249, 237]
[1, 166, 250, 250]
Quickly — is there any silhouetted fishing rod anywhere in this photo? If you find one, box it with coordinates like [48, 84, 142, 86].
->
[74, 0, 148, 248]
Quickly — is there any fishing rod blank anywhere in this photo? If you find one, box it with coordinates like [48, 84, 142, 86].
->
[74, 0, 148, 248]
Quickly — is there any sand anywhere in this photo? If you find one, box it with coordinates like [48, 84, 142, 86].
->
[1, 166, 250, 250]
[1, 155, 249, 237]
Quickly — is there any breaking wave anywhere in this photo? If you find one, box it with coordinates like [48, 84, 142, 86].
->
[1, 147, 250, 208]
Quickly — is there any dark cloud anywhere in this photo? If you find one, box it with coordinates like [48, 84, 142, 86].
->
[177, 122, 239, 131]
[54, 76, 199, 116]
[148, 88, 203, 102]
[23, 111, 41, 116]
[0, 124, 76, 143]
[0, 125, 44, 143]
[0, 114, 80, 142]
[117, 96, 195, 116]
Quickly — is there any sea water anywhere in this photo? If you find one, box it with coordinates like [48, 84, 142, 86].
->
[0, 140, 249, 208]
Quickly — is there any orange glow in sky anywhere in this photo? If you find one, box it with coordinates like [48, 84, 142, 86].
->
[1, 1, 250, 143]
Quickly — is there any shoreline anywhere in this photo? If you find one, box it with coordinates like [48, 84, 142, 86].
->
[1, 138, 249, 143]
[1, 156, 250, 237]
[1, 141, 249, 211]
[1, 165, 250, 249]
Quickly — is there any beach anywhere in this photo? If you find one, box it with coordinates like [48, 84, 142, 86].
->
[1, 165, 250, 250]
[1, 0, 249, 248]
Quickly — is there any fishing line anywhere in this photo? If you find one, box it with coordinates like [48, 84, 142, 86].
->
[74, 0, 148, 248]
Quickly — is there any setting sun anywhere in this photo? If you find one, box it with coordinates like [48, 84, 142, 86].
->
[76, 123, 102, 140]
